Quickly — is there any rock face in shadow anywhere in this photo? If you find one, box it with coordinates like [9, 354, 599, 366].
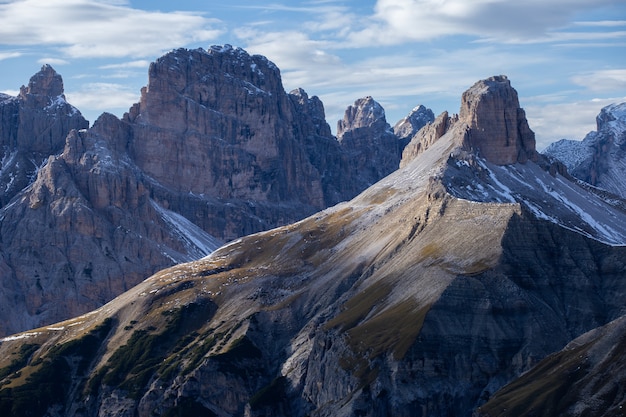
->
[0, 65, 89, 205]
[476, 313, 626, 417]
[1, 75, 625, 417]
[337, 96, 405, 187]
[0, 46, 407, 336]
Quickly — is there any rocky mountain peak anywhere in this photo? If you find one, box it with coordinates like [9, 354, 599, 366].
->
[19, 64, 65, 105]
[596, 102, 626, 144]
[543, 101, 626, 197]
[459, 75, 537, 165]
[337, 96, 388, 136]
[335, 96, 402, 187]
[393, 104, 435, 141]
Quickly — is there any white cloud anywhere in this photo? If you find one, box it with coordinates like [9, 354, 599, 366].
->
[37, 57, 70, 66]
[99, 60, 152, 70]
[345, 0, 620, 45]
[573, 20, 626, 27]
[526, 97, 626, 150]
[0, 0, 224, 58]
[65, 82, 138, 120]
[570, 69, 626, 92]
[0, 51, 21, 61]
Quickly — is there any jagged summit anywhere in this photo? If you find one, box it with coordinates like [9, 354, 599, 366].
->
[19, 64, 65, 102]
[336, 95, 402, 186]
[337, 96, 387, 135]
[459, 75, 537, 165]
[393, 104, 435, 141]
[0, 65, 88, 206]
[1, 72, 625, 417]
[543, 101, 626, 197]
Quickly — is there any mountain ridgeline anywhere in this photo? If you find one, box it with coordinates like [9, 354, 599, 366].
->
[1, 50, 625, 417]
[0, 45, 434, 337]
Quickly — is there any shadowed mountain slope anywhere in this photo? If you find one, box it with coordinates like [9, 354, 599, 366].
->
[0, 77, 625, 417]
[0, 46, 411, 337]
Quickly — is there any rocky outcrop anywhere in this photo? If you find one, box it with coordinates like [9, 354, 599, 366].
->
[459, 75, 537, 165]
[543, 102, 626, 197]
[400, 110, 458, 167]
[0, 65, 89, 205]
[393, 104, 435, 144]
[337, 96, 403, 186]
[0, 112, 220, 336]
[0, 46, 408, 336]
[2, 75, 625, 417]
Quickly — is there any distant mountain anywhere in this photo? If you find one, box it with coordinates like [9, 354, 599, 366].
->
[543, 102, 626, 197]
[0, 65, 88, 206]
[1, 75, 624, 417]
[0, 45, 416, 337]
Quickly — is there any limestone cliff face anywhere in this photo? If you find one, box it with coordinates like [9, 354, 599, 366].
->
[337, 96, 403, 186]
[127, 46, 324, 209]
[459, 75, 537, 165]
[0, 65, 88, 205]
[2, 75, 625, 417]
[0, 46, 406, 336]
[400, 110, 458, 167]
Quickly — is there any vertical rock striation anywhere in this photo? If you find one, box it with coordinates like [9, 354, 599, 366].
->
[459, 75, 537, 165]
[0, 46, 408, 336]
[337, 96, 404, 187]
[0, 65, 89, 205]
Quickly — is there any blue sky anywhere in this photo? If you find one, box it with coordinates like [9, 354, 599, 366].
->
[0, 0, 625, 150]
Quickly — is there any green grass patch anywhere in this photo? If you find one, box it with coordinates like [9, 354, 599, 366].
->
[347, 300, 431, 360]
[91, 301, 215, 399]
[324, 281, 393, 332]
[0, 318, 114, 417]
[0, 344, 40, 382]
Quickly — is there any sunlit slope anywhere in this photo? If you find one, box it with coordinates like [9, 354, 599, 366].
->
[2, 95, 626, 417]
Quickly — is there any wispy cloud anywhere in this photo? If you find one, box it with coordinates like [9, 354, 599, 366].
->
[37, 57, 70, 66]
[99, 60, 152, 70]
[573, 20, 626, 27]
[0, 51, 22, 61]
[0, 0, 224, 58]
[65, 82, 138, 121]
[570, 69, 626, 92]
[345, 0, 620, 45]
[526, 97, 626, 150]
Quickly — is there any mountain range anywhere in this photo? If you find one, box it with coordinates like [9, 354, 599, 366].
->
[0, 46, 625, 417]
[0, 45, 434, 337]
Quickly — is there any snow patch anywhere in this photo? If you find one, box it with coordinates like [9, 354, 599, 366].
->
[151, 199, 223, 259]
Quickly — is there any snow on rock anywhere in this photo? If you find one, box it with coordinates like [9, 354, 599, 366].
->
[151, 199, 223, 259]
[445, 153, 626, 246]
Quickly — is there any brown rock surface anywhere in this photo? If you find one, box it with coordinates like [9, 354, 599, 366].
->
[0, 46, 407, 336]
[337, 96, 404, 186]
[459, 75, 537, 165]
[400, 110, 458, 167]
